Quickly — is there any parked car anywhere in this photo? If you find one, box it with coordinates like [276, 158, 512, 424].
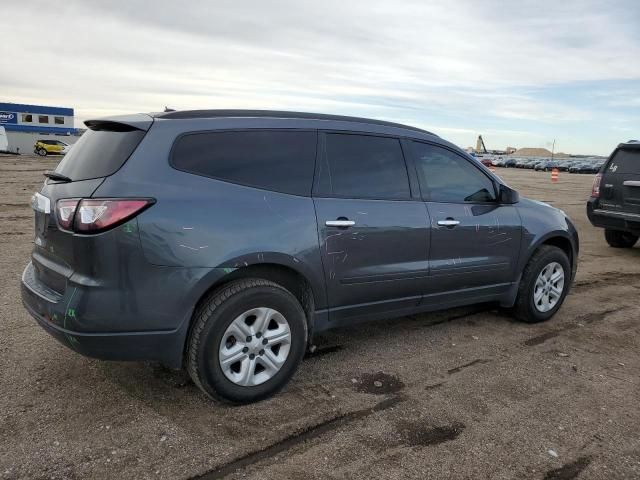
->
[535, 161, 559, 171]
[568, 162, 587, 173]
[504, 158, 517, 168]
[22, 110, 579, 403]
[34, 139, 70, 156]
[569, 162, 596, 174]
[557, 161, 576, 172]
[492, 158, 506, 167]
[587, 140, 639, 248]
[480, 158, 493, 167]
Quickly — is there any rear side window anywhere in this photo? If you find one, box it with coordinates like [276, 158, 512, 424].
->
[607, 149, 639, 175]
[410, 141, 496, 203]
[317, 133, 410, 199]
[171, 130, 317, 196]
[54, 128, 145, 181]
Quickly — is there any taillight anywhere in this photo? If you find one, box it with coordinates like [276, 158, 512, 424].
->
[56, 198, 154, 233]
[591, 173, 602, 198]
[56, 199, 80, 230]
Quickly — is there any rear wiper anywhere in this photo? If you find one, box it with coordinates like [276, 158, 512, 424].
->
[43, 171, 72, 183]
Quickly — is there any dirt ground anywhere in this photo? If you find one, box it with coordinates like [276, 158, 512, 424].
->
[1, 155, 639, 480]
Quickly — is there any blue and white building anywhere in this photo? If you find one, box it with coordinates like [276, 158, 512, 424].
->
[0, 102, 80, 154]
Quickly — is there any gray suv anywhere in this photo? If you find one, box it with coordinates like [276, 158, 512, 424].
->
[22, 110, 579, 403]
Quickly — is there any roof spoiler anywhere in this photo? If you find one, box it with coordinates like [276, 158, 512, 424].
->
[84, 113, 154, 132]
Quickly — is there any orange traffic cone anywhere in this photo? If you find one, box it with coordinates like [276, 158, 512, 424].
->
[551, 168, 559, 183]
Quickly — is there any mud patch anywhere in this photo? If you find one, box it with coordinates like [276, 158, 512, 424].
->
[424, 382, 445, 391]
[573, 272, 640, 292]
[397, 420, 465, 447]
[524, 307, 626, 347]
[543, 456, 592, 480]
[524, 330, 561, 347]
[447, 359, 491, 375]
[353, 372, 405, 395]
[306, 344, 343, 359]
[149, 363, 192, 388]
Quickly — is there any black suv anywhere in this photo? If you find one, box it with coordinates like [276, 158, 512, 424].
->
[22, 110, 579, 403]
[588, 140, 640, 248]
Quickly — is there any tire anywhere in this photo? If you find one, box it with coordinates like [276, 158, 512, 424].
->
[187, 278, 308, 404]
[38, 148, 47, 156]
[513, 245, 571, 323]
[604, 229, 639, 248]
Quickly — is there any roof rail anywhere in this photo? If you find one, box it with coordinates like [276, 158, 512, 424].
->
[154, 109, 436, 136]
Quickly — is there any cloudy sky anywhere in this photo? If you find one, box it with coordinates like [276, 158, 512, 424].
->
[2, 0, 639, 155]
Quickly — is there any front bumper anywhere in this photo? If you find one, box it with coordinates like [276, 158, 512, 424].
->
[21, 262, 188, 368]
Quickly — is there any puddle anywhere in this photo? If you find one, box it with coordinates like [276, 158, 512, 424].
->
[397, 420, 465, 447]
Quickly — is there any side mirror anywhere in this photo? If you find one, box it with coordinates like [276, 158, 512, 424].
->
[498, 184, 519, 204]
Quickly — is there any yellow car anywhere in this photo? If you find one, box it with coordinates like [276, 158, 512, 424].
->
[34, 139, 70, 156]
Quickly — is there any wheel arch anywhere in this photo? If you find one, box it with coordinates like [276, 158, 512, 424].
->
[181, 259, 321, 364]
[503, 232, 577, 308]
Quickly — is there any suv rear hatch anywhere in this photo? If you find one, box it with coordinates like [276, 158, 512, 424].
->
[30, 115, 152, 296]
[599, 143, 640, 216]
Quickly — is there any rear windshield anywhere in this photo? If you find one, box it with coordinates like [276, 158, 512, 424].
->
[54, 129, 145, 181]
[607, 149, 639, 175]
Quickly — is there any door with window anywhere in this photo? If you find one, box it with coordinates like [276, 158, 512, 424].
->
[408, 141, 521, 298]
[313, 133, 430, 322]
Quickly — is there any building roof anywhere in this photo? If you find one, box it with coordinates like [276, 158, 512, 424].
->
[0, 102, 73, 116]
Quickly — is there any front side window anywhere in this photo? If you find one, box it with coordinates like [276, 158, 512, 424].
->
[171, 130, 317, 196]
[38, 115, 49, 124]
[411, 142, 496, 203]
[318, 133, 410, 199]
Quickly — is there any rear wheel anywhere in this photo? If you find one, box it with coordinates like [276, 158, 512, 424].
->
[604, 229, 638, 248]
[187, 279, 307, 404]
[513, 246, 571, 323]
[37, 148, 47, 156]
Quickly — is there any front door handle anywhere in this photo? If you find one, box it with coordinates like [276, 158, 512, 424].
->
[437, 218, 460, 227]
[326, 219, 355, 228]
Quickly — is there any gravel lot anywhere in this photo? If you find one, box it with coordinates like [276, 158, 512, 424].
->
[1, 155, 639, 480]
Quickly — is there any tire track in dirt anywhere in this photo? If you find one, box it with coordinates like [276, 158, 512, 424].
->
[190, 395, 406, 480]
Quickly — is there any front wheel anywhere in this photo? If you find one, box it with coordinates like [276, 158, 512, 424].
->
[37, 148, 47, 156]
[604, 229, 638, 248]
[187, 279, 307, 404]
[513, 246, 571, 323]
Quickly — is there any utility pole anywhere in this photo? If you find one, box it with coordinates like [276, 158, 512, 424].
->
[551, 139, 556, 161]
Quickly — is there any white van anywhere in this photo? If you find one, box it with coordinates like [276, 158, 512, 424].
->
[0, 126, 8, 153]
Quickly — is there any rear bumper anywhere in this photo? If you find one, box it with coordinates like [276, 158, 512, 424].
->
[21, 262, 189, 368]
[587, 199, 640, 235]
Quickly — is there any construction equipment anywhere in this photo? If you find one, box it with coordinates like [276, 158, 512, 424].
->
[476, 135, 488, 154]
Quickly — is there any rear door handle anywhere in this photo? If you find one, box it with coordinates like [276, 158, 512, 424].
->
[437, 219, 460, 227]
[326, 219, 355, 227]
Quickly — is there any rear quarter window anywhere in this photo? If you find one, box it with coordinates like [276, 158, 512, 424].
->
[171, 130, 317, 196]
